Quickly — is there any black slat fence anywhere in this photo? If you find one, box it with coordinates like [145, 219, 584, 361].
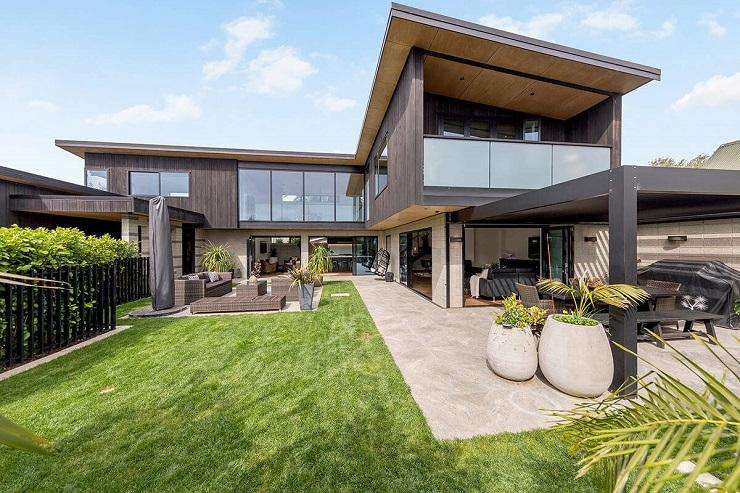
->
[1, 257, 149, 369]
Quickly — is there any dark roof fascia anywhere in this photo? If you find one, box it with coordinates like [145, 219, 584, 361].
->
[390, 3, 661, 80]
[55, 140, 356, 163]
[0, 165, 117, 197]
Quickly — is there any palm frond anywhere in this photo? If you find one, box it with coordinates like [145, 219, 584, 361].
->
[552, 333, 739, 493]
[537, 278, 577, 297]
[0, 415, 53, 455]
[591, 284, 650, 310]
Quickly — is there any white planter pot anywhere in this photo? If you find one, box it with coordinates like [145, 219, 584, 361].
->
[538, 315, 613, 398]
[486, 323, 538, 381]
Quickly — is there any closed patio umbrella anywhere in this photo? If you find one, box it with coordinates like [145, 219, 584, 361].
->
[149, 196, 174, 311]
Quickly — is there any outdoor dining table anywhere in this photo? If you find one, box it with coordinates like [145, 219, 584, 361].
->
[591, 309, 722, 348]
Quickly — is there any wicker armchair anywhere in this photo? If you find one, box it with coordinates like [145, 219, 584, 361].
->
[515, 283, 556, 315]
[174, 271, 233, 306]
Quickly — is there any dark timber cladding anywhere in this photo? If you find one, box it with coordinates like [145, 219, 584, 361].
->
[366, 48, 424, 227]
[85, 153, 238, 228]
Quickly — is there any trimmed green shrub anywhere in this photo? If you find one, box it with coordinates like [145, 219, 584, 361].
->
[0, 225, 139, 273]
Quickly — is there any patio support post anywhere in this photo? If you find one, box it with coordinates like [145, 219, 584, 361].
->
[608, 168, 638, 394]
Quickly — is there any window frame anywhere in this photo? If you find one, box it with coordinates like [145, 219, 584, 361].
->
[374, 133, 389, 198]
[128, 170, 190, 198]
[238, 166, 365, 224]
[523, 118, 541, 142]
[85, 168, 108, 191]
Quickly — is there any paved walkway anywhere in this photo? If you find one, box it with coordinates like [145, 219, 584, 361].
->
[348, 276, 740, 439]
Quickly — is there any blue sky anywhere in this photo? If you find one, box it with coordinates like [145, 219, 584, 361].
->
[2, 0, 739, 184]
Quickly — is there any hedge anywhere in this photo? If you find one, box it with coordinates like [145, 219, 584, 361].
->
[0, 226, 139, 273]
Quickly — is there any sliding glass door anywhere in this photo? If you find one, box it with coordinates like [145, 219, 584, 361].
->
[542, 227, 573, 282]
[399, 229, 433, 299]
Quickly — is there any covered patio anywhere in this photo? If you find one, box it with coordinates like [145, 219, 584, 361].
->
[457, 165, 740, 391]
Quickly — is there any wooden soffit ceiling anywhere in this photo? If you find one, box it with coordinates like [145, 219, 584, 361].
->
[354, 4, 660, 163]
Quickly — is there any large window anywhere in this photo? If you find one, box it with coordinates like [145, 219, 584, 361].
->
[438, 116, 536, 141]
[523, 119, 540, 141]
[336, 173, 364, 221]
[239, 168, 365, 223]
[375, 137, 388, 196]
[304, 172, 335, 221]
[239, 169, 270, 221]
[86, 169, 107, 191]
[129, 171, 189, 197]
[130, 172, 160, 196]
[160, 172, 189, 197]
[271, 171, 303, 221]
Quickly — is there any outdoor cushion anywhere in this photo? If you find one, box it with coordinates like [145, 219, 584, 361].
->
[185, 274, 200, 280]
[198, 272, 209, 280]
[207, 272, 221, 282]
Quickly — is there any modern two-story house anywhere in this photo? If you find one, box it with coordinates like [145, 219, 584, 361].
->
[6, 3, 740, 389]
[47, 4, 656, 304]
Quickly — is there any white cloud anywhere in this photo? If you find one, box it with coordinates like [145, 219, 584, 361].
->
[478, 12, 565, 38]
[672, 72, 740, 111]
[86, 94, 202, 125]
[699, 15, 726, 38]
[27, 100, 59, 112]
[203, 16, 273, 80]
[313, 93, 357, 112]
[581, 8, 638, 31]
[649, 18, 676, 39]
[246, 46, 316, 96]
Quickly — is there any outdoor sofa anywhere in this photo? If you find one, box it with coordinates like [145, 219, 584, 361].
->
[476, 259, 539, 299]
[175, 271, 233, 306]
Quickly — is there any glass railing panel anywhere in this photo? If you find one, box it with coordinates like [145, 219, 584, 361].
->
[552, 145, 610, 184]
[423, 138, 490, 188]
[490, 141, 552, 189]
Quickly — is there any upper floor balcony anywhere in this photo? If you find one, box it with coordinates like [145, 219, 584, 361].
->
[423, 135, 611, 189]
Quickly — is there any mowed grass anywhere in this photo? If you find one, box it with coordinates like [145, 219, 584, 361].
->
[0, 281, 604, 492]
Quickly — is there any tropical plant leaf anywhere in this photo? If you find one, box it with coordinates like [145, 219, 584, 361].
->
[0, 414, 53, 455]
[551, 332, 739, 493]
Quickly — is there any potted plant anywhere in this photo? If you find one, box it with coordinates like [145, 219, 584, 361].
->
[201, 242, 235, 275]
[290, 267, 316, 311]
[536, 277, 648, 397]
[487, 294, 547, 381]
[307, 245, 332, 286]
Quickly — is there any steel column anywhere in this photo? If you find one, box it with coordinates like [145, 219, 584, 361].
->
[608, 167, 638, 393]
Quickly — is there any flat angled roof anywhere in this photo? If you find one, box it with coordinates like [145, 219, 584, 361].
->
[57, 4, 661, 167]
[55, 140, 358, 166]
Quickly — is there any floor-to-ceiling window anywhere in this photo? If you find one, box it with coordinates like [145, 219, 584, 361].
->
[399, 229, 432, 299]
[247, 236, 301, 277]
[308, 236, 377, 275]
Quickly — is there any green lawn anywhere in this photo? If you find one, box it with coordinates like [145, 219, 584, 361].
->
[0, 281, 605, 492]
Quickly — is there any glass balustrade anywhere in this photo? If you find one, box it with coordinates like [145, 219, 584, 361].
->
[423, 136, 610, 189]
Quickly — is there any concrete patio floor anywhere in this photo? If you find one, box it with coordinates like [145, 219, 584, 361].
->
[347, 276, 740, 440]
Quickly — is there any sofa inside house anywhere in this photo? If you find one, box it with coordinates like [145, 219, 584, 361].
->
[175, 271, 233, 306]
[474, 258, 539, 300]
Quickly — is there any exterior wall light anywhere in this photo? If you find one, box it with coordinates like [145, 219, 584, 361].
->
[667, 235, 688, 242]
[583, 236, 598, 243]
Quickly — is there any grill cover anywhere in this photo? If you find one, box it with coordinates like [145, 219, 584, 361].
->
[638, 260, 740, 323]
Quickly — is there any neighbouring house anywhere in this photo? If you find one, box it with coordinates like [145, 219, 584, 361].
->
[3, 4, 740, 387]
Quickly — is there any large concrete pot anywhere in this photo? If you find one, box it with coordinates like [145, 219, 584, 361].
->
[486, 323, 538, 381]
[298, 283, 315, 311]
[538, 315, 613, 398]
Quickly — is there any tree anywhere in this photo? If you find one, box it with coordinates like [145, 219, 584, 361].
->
[649, 154, 709, 168]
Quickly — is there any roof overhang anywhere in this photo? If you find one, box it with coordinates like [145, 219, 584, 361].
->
[459, 167, 740, 225]
[55, 140, 357, 166]
[10, 194, 206, 225]
[354, 3, 661, 163]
